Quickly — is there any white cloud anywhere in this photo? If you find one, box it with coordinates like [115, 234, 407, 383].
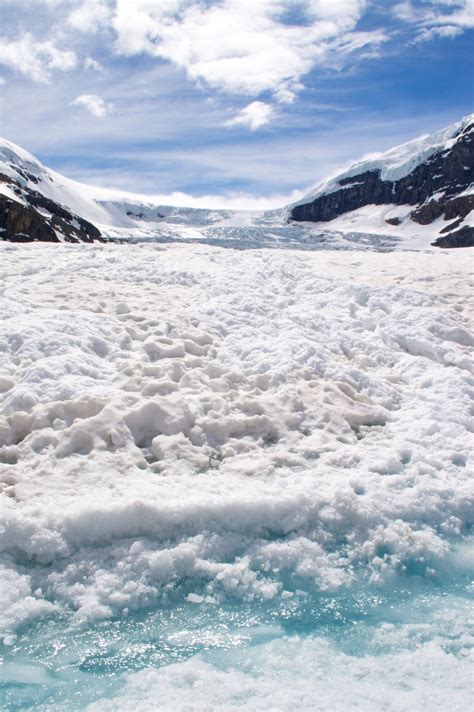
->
[68, 0, 112, 33]
[0, 33, 77, 83]
[414, 24, 463, 41]
[109, 188, 306, 211]
[225, 102, 274, 131]
[84, 57, 104, 72]
[111, 0, 384, 104]
[393, 1, 418, 22]
[70, 93, 112, 118]
[394, 0, 474, 39]
[428, 0, 474, 28]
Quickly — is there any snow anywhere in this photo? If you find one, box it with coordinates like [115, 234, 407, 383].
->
[1, 242, 472, 623]
[0, 241, 472, 709]
[292, 203, 465, 251]
[86, 630, 473, 712]
[0, 181, 23, 204]
[1, 110, 473, 709]
[0, 136, 263, 233]
[291, 113, 474, 208]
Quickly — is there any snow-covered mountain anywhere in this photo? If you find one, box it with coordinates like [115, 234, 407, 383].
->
[289, 114, 474, 248]
[0, 138, 250, 244]
[1, 114, 473, 248]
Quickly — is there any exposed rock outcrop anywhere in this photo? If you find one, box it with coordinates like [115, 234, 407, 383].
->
[0, 193, 103, 243]
[411, 194, 474, 225]
[0, 171, 103, 243]
[0, 195, 58, 242]
[431, 226, 474, 248]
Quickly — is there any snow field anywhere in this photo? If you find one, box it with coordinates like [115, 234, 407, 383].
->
[0, 243, 473, 637]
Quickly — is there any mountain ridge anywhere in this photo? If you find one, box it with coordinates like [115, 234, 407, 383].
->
[289, 114, 474, 248]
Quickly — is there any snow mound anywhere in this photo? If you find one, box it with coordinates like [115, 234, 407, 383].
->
[86, 630, 473, 712]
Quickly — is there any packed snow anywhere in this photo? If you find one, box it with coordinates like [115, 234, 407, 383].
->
[0, 241, 472, 710]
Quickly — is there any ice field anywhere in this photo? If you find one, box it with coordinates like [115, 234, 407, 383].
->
[0, 241, 473, 710]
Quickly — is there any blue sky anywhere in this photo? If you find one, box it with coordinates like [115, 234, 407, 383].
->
[0, 0, 473, 208]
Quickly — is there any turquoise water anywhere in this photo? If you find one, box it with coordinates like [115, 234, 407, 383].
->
[2, 567, 472, 711]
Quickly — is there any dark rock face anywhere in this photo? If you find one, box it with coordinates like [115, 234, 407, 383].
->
[431, 226, 474, 248]
[0, 195, 58, 242]
[290, 121, 473, 247]
[411, 194, 474, 225]
[0, 175, 103, 243]
[439, 217, 464, 234]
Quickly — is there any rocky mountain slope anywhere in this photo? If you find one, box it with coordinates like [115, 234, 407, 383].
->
[0, 144, 103, 243]
[290, 115, 474, 248]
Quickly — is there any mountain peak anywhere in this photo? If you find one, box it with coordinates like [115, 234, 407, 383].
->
[289, 115, 473, 247]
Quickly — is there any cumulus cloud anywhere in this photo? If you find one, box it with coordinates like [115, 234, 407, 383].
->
[84, 57, 104, 72]
[111, 0, 385, 105]
[68, 0, 110, 34]
[0, 33, 76, 83]
[394, 0, 474, 39]
[225, 102, 274, 131]
[70, 93, 112, 118]
[68, 0, 112, 33]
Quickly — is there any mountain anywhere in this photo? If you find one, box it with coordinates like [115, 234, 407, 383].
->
[0, 138, 246, 244]
[289, 114, 474, 248]
[0, 139, 112, 243]
[1, 114, 473, 248]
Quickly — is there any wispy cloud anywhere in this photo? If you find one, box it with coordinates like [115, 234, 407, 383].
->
[0, 1, 472, 200]
[84, 57, 104, 72]
[393, 0, 474, 41]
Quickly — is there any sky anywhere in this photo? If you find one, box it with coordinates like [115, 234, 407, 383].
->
[0, 0, 473, 209]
